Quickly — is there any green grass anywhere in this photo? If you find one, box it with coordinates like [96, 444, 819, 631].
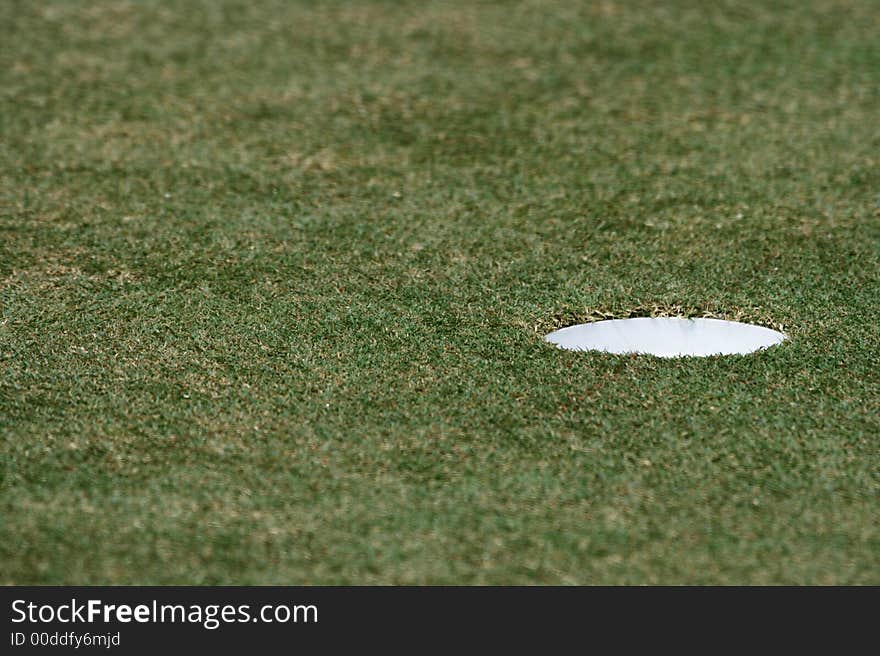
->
[1, 0, 878, 584]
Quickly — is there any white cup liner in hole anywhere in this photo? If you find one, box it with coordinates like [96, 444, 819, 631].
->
[545, 317, 786, 357]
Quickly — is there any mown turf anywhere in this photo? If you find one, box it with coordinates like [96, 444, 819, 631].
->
[1, 0, 878, 584]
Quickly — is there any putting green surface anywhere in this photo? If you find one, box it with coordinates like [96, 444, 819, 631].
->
[2, 0, 878, 584]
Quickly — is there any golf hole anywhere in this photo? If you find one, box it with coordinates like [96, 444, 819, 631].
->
[545, 317, 786, 358]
